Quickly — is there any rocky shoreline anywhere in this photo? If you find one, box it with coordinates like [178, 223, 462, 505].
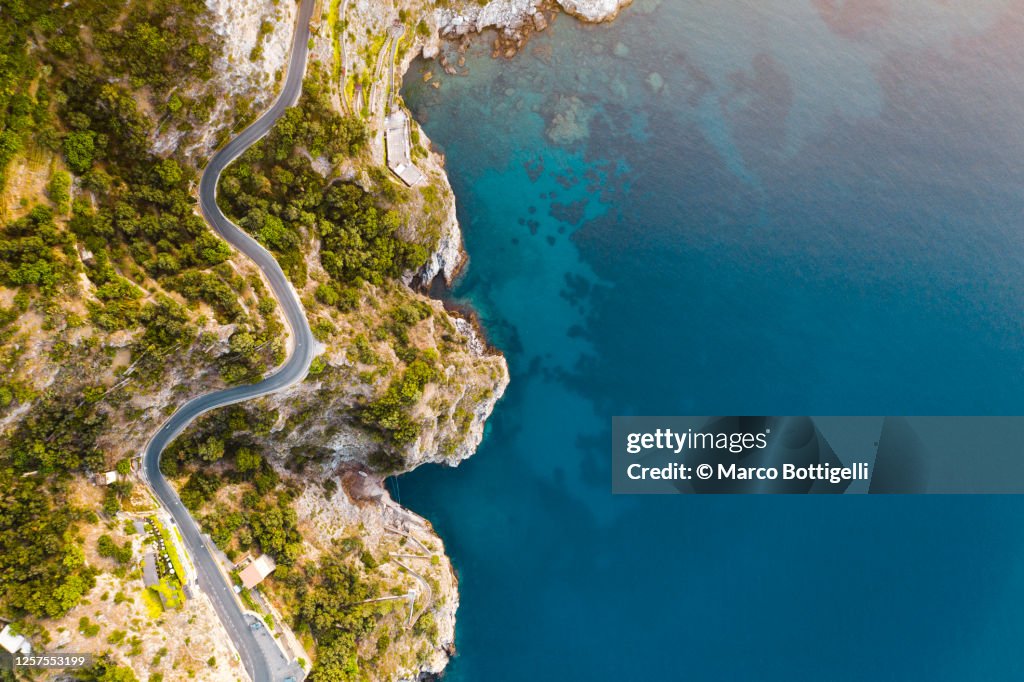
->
[436, 0, 631, 55]
[337, 0, 633, 677]
[401, 0, 633, 283]
[427, 0, 633, 83]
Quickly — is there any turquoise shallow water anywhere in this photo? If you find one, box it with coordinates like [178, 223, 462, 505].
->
[399, 1, 1024, 679]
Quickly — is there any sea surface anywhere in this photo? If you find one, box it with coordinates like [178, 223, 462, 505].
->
[398, 1, 1024, 679]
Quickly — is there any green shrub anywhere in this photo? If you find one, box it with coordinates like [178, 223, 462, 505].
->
[47, 170, 71, 212]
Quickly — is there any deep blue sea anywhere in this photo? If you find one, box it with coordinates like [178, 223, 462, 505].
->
[399, 2, 1024, 679]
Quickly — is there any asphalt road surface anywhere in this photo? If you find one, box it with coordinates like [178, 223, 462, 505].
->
[141, 1, 316, 680]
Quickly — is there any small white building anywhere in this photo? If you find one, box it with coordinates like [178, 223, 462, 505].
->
[0, 624, 31, 655]
[103, 471, 118, 485]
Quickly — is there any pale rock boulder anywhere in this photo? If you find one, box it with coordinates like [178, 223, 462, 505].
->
[557, 0, 633, 22]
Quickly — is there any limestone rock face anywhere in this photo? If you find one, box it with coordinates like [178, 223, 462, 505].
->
[415, 204, 463, 286]
[205, 0, 296, 101]
[556, 0, 632, 23]
[437, 0, 542, 37]
[410, 128, 465, 288]
[153, 0, 297, 155]
[435, 0, 632, 38]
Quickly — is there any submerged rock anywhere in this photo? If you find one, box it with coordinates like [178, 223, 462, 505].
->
[546, 94, 593, 145]
[647, 71, 664, 93]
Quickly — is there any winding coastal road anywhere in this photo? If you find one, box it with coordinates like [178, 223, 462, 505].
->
[140, 1, 316, 680]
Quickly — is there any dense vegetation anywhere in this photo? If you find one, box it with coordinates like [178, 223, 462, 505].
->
[298, 550, 383, 681]
[1, 0, 222, 192]
[162, 401, 430, 680]
[218, 68, 452, 453]
[0, 0, 57, 191]
[0, 206, 75, 291]
[1, 0, 275, 373]
[161, 404, 309, 565]
[0, 0, 278, 398]
[0, 0, 279, 629]
[0, 469, 97, 619]
[1, 5, 451, 678]
[219, 70, 429, 290]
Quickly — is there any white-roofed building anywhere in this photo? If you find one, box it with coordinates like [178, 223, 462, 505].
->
[0, 624, 31, 655]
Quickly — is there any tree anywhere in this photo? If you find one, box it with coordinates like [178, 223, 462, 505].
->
[361, 360, 436, 446]
[310, 640, 360, 681]
[97, 535, 132, 564]
[152, 158, 183, 188]
[196, 436, 225, 462]
[0, 472, 96, 618]
[235, 447, 262, 474]
[47, 170, 71, 212]
[63, 130, 95, 174]
[80, 660, 139, 682]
